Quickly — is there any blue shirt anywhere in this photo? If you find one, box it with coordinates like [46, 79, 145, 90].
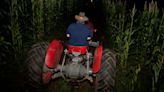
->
[66, 23, 93, 46]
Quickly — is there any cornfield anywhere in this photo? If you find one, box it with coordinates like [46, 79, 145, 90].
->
[102, 0, 164, 91]
[0, 0, 163, 92]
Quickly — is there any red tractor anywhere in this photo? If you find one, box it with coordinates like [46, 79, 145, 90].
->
[25, 39, 117, 92]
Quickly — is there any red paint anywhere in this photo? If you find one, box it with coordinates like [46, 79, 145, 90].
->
[92, 44, 103, 73]
[45, 40, 63, 68]
[68, 45, 88, 54]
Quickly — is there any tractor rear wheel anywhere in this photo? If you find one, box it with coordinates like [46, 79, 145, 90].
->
[96, 49, 117, 92]
[25, 42, 48, 88]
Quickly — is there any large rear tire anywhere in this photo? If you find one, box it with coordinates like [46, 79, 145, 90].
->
[96, 49, 117, 92]
[25, 42, 48, 88]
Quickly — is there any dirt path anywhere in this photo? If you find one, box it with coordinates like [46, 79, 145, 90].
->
[46, 79, 95, 92]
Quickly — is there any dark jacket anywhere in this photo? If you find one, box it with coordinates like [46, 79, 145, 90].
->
[66, 22, 93, 46]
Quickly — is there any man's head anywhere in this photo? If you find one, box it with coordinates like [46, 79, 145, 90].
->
[75, 12, 88, 24]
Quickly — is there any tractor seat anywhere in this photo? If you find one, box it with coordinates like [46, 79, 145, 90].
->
[67, 45, 88, 54]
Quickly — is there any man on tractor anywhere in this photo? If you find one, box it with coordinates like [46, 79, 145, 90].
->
[66, 12, 99, 47]
[66, 12, 93, 46]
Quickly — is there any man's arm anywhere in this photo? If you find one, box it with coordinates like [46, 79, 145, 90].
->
[87, 28, 93, 39]
[66, 24, 72, 37]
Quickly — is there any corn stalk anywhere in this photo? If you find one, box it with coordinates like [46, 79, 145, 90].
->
[102, 0, 164, 91]
[151, 9, 164, 91]
[102, 0, 139, 91]
[102, 0, 135, 68]
[65, 0, 77, 16]
[132, 1, 163, 91]
[44, 0, 64, 35]
[31, 0, 44, 41]
[9, 0, 22, 53]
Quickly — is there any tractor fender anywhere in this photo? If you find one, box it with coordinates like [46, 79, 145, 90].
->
[92, 44, 103, 73]
[45, 39, 64, 68]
